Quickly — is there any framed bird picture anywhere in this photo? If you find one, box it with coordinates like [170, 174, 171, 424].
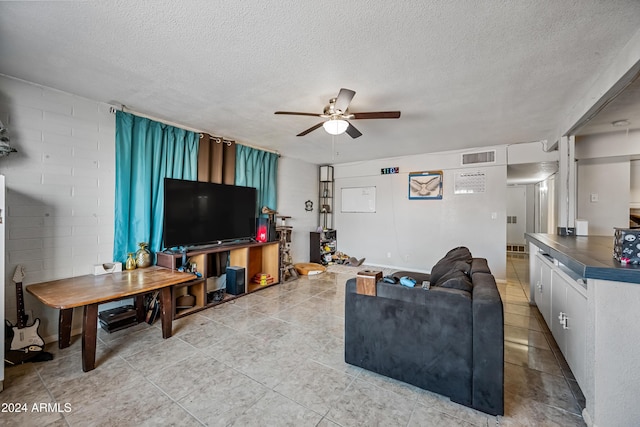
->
[409, 171, 443, 200]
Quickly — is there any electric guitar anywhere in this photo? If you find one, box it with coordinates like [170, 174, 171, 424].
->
[9, 267, 45, 351]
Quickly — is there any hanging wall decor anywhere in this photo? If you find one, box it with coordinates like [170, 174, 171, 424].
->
[305, 200, 313, 211]
[0, 119, 18, 157]
[409, 171, 443, 200]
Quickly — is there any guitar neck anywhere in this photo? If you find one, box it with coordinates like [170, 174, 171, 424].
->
[15, 281, 27, 328]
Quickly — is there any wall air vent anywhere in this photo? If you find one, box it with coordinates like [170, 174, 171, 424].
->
[461, 150, 496, 165]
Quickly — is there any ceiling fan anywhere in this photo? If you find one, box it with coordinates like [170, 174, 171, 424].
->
[275, 88, 401, 138]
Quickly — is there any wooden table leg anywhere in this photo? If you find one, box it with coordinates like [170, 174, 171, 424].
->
[160, 286, 173, 339]
[82, 303, 98, 372]
[134, 294, 146, 323]
[58, 308, 73, 349]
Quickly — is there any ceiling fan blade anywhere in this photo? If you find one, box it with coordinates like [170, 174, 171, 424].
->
[345, 122, 362, 139]
[275, 111, 323, 117]
[351, 111, 401, 120]
[297, 122, 324, 136]
[334, 88, 356, 113]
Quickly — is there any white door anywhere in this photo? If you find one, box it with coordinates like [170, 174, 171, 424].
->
[537, 254, 554, 326]
[506, 185, 527, 246]
[0, 175, 5, 390]
[550, 269, 567, 351]
[563, 280, 587, 389]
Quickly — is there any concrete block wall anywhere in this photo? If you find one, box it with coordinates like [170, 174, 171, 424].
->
[0, 74, 115, 339]
[0, 75, 320, 341]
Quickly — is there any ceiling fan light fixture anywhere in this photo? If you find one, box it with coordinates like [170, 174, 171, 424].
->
[323, 119, 348, 135]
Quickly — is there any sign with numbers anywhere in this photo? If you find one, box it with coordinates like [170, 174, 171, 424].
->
[381, 167, 399, 175]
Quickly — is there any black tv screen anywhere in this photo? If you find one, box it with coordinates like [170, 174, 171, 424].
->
[163, 178, 257, 248]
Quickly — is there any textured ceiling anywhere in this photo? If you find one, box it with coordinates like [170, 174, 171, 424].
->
[1, 1, 639, 165]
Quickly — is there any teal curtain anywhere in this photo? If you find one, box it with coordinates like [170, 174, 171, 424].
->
[235, 145, 278, 216]
[114, 111, 198, 263]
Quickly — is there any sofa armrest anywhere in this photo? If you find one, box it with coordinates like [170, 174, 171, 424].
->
[470, 258, 491, 275]
[471, 272, 504, 415]
[345, 278, 474, 406]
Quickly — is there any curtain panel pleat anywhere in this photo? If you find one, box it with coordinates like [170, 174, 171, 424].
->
[114, 111, 198, 263]
[198, 133, 236, 184]
[235, 145, 278, 217]
[222, 142, 237, 185]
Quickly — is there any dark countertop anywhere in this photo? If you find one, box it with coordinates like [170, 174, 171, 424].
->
[525, 233, 640, 284]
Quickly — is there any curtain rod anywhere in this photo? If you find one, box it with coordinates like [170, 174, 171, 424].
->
[109, 105, 203, 133]
[109, 104, 280, 156]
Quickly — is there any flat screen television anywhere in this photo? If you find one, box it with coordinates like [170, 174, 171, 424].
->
[163, 178, 257, 249]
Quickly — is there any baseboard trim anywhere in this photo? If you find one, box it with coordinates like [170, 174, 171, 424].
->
[42, 327, 83, 345]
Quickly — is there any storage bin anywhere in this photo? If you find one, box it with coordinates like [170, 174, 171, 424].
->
[613, 228, 640, 264]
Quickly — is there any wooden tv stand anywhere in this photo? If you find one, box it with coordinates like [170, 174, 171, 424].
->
[156, 241, 279, 318]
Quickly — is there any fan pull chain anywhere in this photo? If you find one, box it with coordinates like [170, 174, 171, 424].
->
[332, 135, 336, 162]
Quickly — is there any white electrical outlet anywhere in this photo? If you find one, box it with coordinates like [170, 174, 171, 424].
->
[387, 252, 391, 258]
[590, 193, 599, 202]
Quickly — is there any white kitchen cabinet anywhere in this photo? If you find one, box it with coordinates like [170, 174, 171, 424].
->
[529, 243, 587, 390]
[527, 234, 640, 427]
[551, 266, 587, 389]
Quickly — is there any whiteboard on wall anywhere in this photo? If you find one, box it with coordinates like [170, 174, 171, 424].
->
[341, 186, 376, 213]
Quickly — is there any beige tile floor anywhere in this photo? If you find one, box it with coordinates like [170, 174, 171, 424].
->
[1, 254, 586, 426]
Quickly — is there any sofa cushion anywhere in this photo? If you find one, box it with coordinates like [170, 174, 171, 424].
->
[434, 268, 473, 293]
[429, 247, 473, 284]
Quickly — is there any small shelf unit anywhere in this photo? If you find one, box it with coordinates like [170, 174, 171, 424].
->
[319, 165, 334, 230]
[310, 229, 337, 265]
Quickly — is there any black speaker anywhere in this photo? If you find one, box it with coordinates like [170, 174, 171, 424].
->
[226, 266, 246, 295]
[256, 217, 276, 242]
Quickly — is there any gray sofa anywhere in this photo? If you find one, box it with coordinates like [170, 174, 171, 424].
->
[344, 247, 504, 415]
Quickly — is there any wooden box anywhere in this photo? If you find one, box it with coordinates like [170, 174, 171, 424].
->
[356, 270, 382, 296]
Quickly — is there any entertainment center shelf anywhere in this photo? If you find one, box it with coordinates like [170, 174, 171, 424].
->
[156, 241, 279, 318]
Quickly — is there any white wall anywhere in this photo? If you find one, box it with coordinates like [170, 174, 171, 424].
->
[575, 131, 638, 235]
[577, 157, 630, 235]
[631, 159, 640, 208]
[576, 129, 640, 159]
[333, 147, 507, 280]
[0, 75, 116, 341]
[276, 157, 318, 264]
[507, 141, 559, 165]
